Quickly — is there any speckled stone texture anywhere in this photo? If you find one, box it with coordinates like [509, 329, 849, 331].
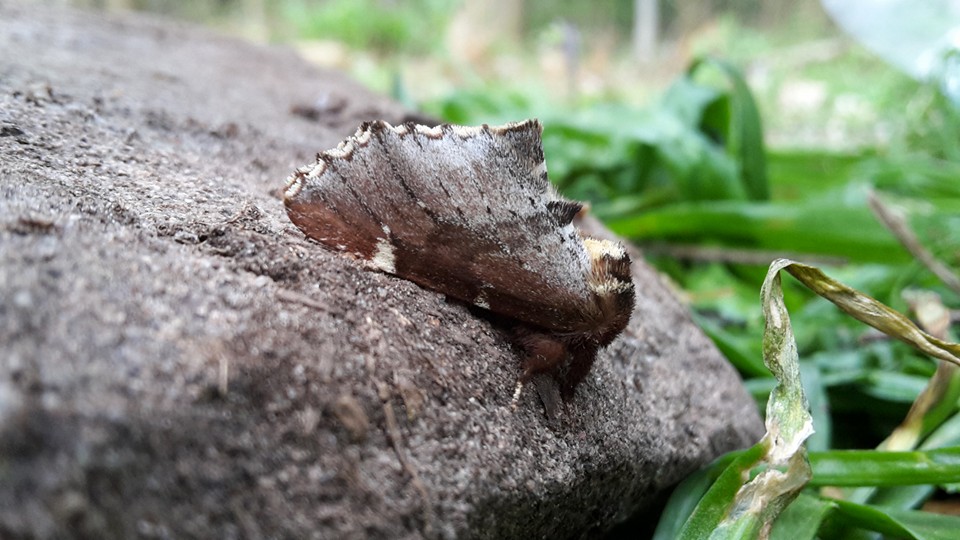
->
[0, 3, 764, 539]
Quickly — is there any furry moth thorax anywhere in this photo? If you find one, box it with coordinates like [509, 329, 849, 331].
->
[284, 119, 635, 399]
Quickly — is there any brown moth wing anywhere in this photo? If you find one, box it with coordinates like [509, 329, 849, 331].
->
[284, 120, 633, 338]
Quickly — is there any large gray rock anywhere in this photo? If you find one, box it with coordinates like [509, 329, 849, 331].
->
[0, 3, 763, 538]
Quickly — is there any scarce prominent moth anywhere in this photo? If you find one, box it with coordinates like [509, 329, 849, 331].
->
[284, 120, 635, 402]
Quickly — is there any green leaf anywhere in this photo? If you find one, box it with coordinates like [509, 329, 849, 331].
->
[924, 412, 960, 449]
[808, 447, 960, 486]
[800, 362, 832, 453]
[675, 444, 768, 540]
[863, 372, 934, 403]
[769, 493, 832, 540]
[653, 453, 740, 540]
[540, 105, 746, 203]
[767, 149, 869, 200]
[865, 413, 960, 509]
[689, 57, 770, 201]
[605, 198, 911, 264]
[693, 313, 769, 378]
[830, 499, 960, 540]
[661, 75, 725, 128]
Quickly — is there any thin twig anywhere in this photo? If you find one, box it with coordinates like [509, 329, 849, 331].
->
[868, 189, 960, 296]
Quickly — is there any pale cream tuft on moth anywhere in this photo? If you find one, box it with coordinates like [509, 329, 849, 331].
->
[582, 237, 627, 261]
[414, 124, 443, 137]
[452, 124, 483, 138]
[371, 238, 396, 274]
[588, 278, 633, 296]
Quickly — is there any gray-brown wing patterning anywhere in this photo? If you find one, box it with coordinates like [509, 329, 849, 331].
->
[284, 119, 635, 401]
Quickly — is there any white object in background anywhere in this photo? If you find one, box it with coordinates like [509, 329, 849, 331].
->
[821, 0, 960, 102]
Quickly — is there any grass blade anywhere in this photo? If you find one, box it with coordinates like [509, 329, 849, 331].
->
[606, 200, 910, 264]
[808, 447, 960, 487]
[829, 499, 960, 540]
[769, 493, 832, 540]
[689, 57, 770, 201]
[783, 261, 960, 367]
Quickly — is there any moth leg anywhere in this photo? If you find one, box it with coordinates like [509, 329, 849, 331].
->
[508, 332, 569, 415]
[560, 343, 601, 400]
[516, 332, 568, 380]
[531, 373, 563, 422]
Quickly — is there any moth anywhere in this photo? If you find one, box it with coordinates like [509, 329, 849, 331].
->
[283, 119, 635, 404]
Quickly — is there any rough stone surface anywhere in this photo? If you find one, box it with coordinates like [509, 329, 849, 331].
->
[0, 3, 764, 539]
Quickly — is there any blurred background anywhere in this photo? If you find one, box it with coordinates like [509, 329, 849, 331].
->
[41, 0, 960, 522]
[47, 0, 960, 150]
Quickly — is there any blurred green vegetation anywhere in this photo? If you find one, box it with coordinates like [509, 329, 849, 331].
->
[280, 0, 458, 54]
